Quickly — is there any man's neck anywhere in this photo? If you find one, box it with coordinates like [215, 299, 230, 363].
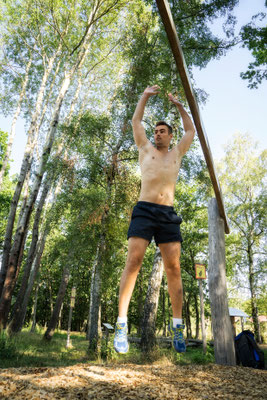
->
[155, 145, 169, 153]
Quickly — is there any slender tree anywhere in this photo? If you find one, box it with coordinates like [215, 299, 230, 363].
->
[141, 248, 164, 352]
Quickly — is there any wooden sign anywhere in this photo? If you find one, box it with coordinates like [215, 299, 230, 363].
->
[195, 263, 206, 279]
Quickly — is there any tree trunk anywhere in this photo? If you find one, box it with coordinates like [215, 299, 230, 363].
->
[17, 174, 65, 332]
[0, 45, 62, 297]
[162, 276, 167, 336]
[141, 249, 164, 352]
[43, 264, 71, 341]
[194, 292, 200, 339]
[137, 268, 143, 336]
[30, 280, 40, 333]
[88, 236, 104, 354]
[9, 178, 51, 332]
[198, 279, 207, 354]
[248, 243, 260, 342]
[167, 296, 171, 331]
[185, 296, 192, 338]
[87, 253, 98, 341]
[0, 4, 100, 327]
[19, 225, 50, 333]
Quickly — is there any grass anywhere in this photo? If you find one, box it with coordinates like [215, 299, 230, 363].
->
[0, 328, 89, 368]
[0, 327, 218, 369]
[1, 328, 266, 370]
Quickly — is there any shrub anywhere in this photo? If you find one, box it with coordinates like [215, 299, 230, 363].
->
[0, 330, 18, 359]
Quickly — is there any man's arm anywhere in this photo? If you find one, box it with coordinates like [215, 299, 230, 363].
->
[168, 94, 195, 156]
[132, 85, 160, 148]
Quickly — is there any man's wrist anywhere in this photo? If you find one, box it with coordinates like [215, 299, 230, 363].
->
[142, 92, 151, 99]
[175, 102, 184, 109]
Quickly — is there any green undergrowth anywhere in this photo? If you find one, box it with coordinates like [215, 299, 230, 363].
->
[0, 328, 88, 368]
[0, 327, 238, 369]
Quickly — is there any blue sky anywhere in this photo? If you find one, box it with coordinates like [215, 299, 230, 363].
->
[1, 0, 266, 175]
[192, 0, 267, 161]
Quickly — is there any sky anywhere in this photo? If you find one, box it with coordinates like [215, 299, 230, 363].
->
[1, 0, 266, 175]
[192, 0, 267, 161]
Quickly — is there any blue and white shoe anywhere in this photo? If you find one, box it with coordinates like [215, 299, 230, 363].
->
[113, 322, 129, 353]
[171, 324, 186, 353]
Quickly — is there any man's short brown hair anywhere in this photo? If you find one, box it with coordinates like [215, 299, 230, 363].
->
[155, 121, 173, 134]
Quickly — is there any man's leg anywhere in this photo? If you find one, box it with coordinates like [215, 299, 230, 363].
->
[114, 237, 149, 353]
[158, 241, 186, 352]
[118, 237, 149, 316]
[158, 242, 182, 317]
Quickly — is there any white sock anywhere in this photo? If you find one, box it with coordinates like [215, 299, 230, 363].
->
[173, 318, 183, 327]
[117, 316, 127, 324]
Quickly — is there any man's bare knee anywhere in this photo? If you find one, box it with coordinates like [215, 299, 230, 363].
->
[164, 262, 181, 277]
[125, 237, 148, 273]
[126, 251, 144, 272]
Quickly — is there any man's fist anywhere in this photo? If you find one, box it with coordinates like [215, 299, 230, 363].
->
[144, 85, 160, 96]
[168, 93, 183, 107]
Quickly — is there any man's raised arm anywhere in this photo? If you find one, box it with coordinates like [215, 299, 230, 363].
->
[168, 94, 195, 156]
[132, 85, 160, 148]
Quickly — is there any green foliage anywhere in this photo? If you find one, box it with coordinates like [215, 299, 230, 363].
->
[173, 345, 215, 366]
[218, 133, 266, 337]
[101, 336, 118, 361]
[240, 10, 267, 88]
[0, 129, 8, 167]
[0, 330, 18, 359]
[0, 129, 14, 248]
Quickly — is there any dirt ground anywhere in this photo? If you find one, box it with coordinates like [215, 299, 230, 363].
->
[0, 361, 266, 400]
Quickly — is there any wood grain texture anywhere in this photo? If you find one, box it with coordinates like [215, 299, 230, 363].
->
[208, 198, 236, 365]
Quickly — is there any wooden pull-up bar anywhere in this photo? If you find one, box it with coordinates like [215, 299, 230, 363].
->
[156, 0, 230, 234]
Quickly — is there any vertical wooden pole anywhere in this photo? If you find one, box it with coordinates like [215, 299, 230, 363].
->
[66, 304, 73, 348]
[208, 198, 236, 366]
[241, 317, 244, 331]
[66, 287, 76, 348]
[198, 280, 207, 354]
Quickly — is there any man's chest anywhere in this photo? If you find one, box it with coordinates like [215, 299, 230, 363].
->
[140, 149, 181, 178]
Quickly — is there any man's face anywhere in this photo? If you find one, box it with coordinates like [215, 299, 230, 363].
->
[154, 125, 172, 148]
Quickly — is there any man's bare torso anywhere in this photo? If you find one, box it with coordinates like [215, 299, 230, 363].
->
[138, 141, 182, 206]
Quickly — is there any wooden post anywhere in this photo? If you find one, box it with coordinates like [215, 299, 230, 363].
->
[198, 280, 207, 354]
[66, 287, 76, 348]
[241, 317, 244, 331]
[195, 263, 207, 354]
[230, 316, 236, 337]
[208, 198, 235, 365]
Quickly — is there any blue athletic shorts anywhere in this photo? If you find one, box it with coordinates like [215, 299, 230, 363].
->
[127, 201, 183, 245]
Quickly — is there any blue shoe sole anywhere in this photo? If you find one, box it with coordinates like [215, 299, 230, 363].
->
[114, 343, 129, 354]
[114, 347, 129, 354]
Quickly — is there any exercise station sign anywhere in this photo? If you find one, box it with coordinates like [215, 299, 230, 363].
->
[195, 263, 206, 280]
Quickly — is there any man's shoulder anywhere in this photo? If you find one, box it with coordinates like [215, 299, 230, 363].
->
[169, 145, 182, 158]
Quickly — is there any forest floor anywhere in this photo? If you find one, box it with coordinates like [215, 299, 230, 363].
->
[0, 331, 266, 399]
[0, 359, 266, 399]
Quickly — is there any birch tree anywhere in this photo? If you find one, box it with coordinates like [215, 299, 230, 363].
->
[218, 134, 267, 342]
[141, 248, 164, 352]
[0, 0, 126, 328]
[0, 0, 70, 297]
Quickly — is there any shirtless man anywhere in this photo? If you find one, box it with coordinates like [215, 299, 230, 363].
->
[114, 85, 195, 353]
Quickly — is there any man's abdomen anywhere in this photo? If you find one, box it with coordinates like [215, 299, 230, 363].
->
[139, 180, 175, 206]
